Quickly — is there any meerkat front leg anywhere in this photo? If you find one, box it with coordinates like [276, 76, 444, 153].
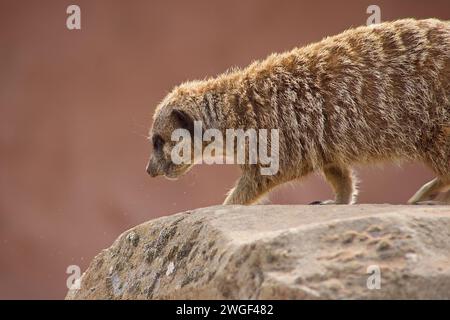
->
[311, 165, 357, 205]
[223, 172, 283, 205]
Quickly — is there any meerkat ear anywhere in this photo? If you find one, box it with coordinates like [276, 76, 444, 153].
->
[171, 109, 195, 135]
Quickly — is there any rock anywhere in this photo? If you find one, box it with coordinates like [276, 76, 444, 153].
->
[65, 205, 450, 299]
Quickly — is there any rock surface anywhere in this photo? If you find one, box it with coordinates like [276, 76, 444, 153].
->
[66, 205, 450, 299]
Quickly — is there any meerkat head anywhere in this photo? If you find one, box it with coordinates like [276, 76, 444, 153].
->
[146, 84, 204, 180]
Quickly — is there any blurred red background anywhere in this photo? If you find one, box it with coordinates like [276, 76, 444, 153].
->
[0, 0, 448, 299]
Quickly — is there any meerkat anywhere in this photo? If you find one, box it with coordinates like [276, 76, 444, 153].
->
[147, 18, 450, 205]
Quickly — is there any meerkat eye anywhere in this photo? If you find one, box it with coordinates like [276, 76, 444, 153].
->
[152, 135, 165, 151]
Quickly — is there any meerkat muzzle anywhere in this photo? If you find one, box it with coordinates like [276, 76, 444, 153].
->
[146, 160, 159, 177]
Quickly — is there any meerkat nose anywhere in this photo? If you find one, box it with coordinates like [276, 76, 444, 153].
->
[146, 161, 158, 177]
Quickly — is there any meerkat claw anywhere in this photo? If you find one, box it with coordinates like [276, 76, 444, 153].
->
[414, 200, 448, 205]
[309, 200, 335, 205]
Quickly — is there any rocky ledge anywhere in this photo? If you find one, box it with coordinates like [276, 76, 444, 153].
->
[66, 205, 450, 299]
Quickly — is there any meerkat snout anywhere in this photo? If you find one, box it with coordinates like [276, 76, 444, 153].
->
[146, 158, 159, 177]
[146, 133, 166, 177]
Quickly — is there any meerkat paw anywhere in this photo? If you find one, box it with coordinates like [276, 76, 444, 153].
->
[411, 200, 448, 205]
[309, 200, 335, 205]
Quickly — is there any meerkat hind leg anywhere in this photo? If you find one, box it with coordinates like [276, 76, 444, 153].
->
[310, 165, 357, 205]
[408, 177, 450, 205]
[439, 190, 450, 204]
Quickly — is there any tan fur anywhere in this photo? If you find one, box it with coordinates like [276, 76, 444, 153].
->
[147, 18, 450, 205]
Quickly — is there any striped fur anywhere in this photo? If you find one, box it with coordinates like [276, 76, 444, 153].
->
[148, 18, 450, 205]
